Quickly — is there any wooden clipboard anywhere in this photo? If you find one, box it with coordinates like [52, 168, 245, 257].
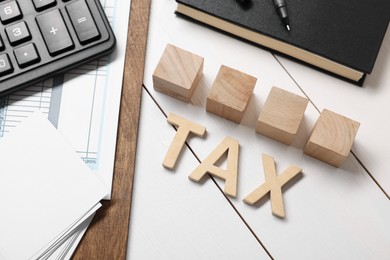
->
[73, 0, 151, 258]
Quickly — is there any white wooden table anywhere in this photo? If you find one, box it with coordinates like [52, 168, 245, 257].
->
[127, 1, 390, 259]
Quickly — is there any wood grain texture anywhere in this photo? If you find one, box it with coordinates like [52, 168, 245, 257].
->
[304, 109, 360, 167]
[72, 0, 150, 258]
[256, 86, 308, 145]
[206, 65, 257, 123]
[153, 44, 204, 102]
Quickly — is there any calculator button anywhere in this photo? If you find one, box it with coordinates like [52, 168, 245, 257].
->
[0, 53, 13, 77]
[0, 36, 4, 51]
[33, 0, 56, 11]
[5, 21, 31, 46]
[0, 1, 22, 24]
[66, 0, 100, 44]
[14, 43, 40, 68]
[36, 9, 74, 56]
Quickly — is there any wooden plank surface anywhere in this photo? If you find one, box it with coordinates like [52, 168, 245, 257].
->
[127, 90, 272, 260]
[134, 0, 390, 259]
[72, 0, 151, 258]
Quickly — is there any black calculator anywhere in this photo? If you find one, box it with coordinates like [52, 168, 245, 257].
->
[0, 0, 116, 95]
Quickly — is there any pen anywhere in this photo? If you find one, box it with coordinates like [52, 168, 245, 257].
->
[273, 0, 290, 31]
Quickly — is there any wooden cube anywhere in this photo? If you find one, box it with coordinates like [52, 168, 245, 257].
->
[256, 87, 308, 145]
[153, 44, 204, 102]
[304, 109, 360, 167]
[206, 65, 257, 123]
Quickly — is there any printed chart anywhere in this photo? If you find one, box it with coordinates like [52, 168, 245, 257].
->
[0, 0, 131, 198]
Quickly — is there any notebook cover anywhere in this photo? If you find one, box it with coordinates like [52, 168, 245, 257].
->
[176, 0, 390, 74]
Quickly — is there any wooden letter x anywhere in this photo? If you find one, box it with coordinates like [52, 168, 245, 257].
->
[243, 154, 302, 218]
[163, 113, 206, 169]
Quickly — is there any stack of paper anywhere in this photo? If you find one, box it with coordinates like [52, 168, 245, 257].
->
[0, 112, 108, 260]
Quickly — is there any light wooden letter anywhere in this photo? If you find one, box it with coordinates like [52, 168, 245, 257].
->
[244, 154, 302, 218]
[189, 136, 239, 197]
[163, 113, 206, 169]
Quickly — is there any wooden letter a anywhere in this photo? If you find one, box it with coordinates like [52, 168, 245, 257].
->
[163, 113, 206, 169]
[189, 136, 239, 197]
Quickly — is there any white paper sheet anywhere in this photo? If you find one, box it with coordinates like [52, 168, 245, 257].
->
[0, 112, 108, 260]
[36, 203, 101, 260]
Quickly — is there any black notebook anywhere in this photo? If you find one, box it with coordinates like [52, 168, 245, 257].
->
[175, 0, 390, 84]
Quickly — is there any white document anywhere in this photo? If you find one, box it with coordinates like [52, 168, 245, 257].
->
[38, 206, 99, 260]
[48, 213, 94, 260]
[37, 204, 101, 260]
[0, 112, 108, 260]
[0, 0, 132, 199]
